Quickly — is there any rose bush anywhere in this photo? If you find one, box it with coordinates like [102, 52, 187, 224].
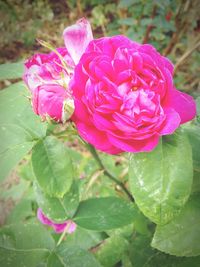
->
[70, 34, 196, 154]
[1, 13, 199, 266]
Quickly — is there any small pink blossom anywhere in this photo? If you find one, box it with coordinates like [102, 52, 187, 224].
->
[23, 19, 93, 122]
[37, 208, 76, 234]
[23, 48, 74, 122]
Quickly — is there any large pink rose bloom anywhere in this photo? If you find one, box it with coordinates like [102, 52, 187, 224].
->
[71, 35, 196, 154]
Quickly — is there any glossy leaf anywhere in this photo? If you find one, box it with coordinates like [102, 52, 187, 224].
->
[0, 62, 23, 80]
[184, 124, 200, 172]
[32, 136, 74, 198]
[6, 199, 34, 224]
[152, 194, 200, 256]
[0, 82, 47, 181]
[129, 132, 193, 224]
[74, 197, 136, 231]
[47, 243, 102, 267]
[129, 234, 200, 267]
[34, 181, 79, 222]
[62, 226, 107, 250]
[0, 222, 55, 267]
[192, 171, 200, 193]
[94, 235, 129, 267]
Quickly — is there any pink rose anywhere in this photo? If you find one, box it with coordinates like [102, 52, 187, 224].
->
[23, 48, 74, 122]
[70, 35, 196, 154]
[37, 208, 76, 234]
[23, 18, 93, 122]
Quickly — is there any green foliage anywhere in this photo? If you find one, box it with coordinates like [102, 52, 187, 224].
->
[47, 243, 102, 267]
[32, 136, 74, 198]
[74, 197, 136, 230]
[34, 181, 79, 222]
[0, 222, 55, 267]
[0, 81, 47, 181]
[184, 123, 200, 172]
[129, 131, 193, 225]
[61, 227, 107, 250]
[6, 199, 34, 224]
[152, 194, 200, 257]
[94, 235, 129, 267]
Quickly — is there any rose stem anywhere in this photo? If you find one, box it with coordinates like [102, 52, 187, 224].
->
[87, 144, 134, 202]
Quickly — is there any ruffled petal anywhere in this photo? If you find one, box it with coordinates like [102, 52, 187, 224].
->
[107, 132, 160, 153]
[159, 108, 181, 135]
[63, 18, 93, 65]
[163, 88, 196, 124]
[76, 121, 122, 154]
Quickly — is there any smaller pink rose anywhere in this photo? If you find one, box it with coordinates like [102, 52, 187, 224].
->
[23, 18, 93, 122]
[37, 208, 76, 234]
[23, 48, 74, 122]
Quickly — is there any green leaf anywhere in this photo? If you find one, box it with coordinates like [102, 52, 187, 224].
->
[62, 226, 107, 250]
[143, 253, 200, 267]
[74, 197, 136, 231]
[47, 243, 102, 267]
[129, 132, 193, 225]
[192, 171, 200, 193]
[18, 159, 36, 181]
[0, 82, 47, 181]
[152, 194, 200, 256]
[94, 235, 129, 267]
[129, 233, 200, 267]
[32, 136, 74, 198]
[34, 181, 79, 222]
[6, 199, 34, 224]
[0, 139, 34, 181]
[196, 96, 200, 118]
[184, 124, 200, 172]
[0, 62, 23, 80]
[0, 222, 55, 267]
[129, 235, 155, 267]
[106, 224, 134, 240]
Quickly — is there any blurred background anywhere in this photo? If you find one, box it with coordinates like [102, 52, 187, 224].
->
[0, 0, 200, 94]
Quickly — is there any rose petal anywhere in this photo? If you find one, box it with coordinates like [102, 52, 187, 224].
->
[37, 209, 76, 234]
[108, 132, 160, 153]
[76, 121, 122, 154]
[163, 88, 196, 124]
[160, 108, 181, 135]
[63, 18, 93, 65]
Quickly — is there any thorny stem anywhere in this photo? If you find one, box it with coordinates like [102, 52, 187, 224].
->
[87, 144, 134, 202]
